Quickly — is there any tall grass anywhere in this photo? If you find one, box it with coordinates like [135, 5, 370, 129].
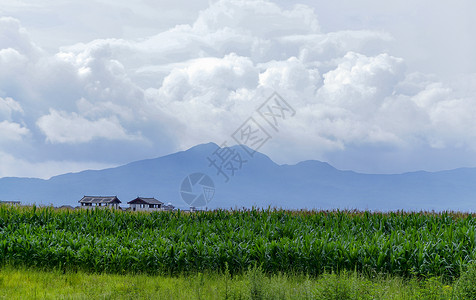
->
[0, 265, 466, 299]
[0, 206, 474, 279]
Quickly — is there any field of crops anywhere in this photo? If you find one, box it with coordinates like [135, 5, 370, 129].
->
[0, 206, 474, 279]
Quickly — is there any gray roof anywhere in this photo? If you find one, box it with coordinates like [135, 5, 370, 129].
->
[128, 197, 163, 205]
[0, 200, 20, 204]
[162, 204, 175, 210]
[79, 196, 121, 204]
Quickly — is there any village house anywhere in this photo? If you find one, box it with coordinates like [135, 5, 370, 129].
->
[0, 200, 20, 206]
[162, 203, 175, 211]
[79, 196, 121, 209]
[127, 197, 164, 211]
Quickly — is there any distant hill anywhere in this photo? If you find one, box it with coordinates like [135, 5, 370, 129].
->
[0, 142, 475, 211]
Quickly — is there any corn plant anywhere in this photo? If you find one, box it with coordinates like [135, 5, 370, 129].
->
[0, 206, 474, 280]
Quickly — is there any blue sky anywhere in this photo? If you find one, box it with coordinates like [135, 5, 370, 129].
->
[1, 0, 476, 178]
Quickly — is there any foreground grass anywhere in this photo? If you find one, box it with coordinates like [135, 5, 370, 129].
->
[0, 266, 463, 300]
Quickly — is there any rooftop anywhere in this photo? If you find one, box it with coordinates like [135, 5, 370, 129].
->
[127, 197, 163, 205]
[79, 196, 121, 204]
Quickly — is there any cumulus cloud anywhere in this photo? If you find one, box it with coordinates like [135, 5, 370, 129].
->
[0, 17, 41, 57]
[317, 52, 405, 120]
[0, 96, 28, 144]
[193, 0, 320, 36]
[36, 109, 139, 144]
[259, 57, 321, 92]
[0, 120, 29, 142]
[0, 0, 475, 177]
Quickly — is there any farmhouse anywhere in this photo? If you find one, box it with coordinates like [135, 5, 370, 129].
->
[79, 196, 121, 209]
[0, 200, 20, 206]
[162, 203, 175, 211]
[128, 197, 163, 211]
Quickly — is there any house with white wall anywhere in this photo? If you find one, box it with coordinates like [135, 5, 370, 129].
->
[127, 197, 163, 211]
[79, 196, 121, 209]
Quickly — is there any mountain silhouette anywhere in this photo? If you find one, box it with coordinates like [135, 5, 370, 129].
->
[0, 142, 475, 211]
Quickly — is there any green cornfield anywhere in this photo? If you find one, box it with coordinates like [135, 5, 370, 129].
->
[0, 206, 474, 279]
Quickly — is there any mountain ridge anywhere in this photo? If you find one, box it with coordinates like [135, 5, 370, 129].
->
[1, 142, 475, 211]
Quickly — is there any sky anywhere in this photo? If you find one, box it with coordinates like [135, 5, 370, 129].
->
[1, 0, 476, 178]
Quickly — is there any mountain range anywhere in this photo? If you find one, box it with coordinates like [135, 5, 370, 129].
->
[0, 142, 475, 211]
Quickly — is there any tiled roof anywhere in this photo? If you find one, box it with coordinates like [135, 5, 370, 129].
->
[79, 196, 121, 203]
[127, 197, 163, 205]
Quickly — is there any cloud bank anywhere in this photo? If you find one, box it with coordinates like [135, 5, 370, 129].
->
[0, 0, 475, 177]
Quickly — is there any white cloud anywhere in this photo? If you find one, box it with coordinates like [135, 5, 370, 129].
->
[0, 97, 28, 143]
[318, 52, 405, 115]
[0, 96, 23, 118]
[0, 151, 115, 179]
[259, 57, 321, 92]
[0, 0, 475, 177]
[36, 109, 139, 144]
[193, 0, 320, 36]
[0, 120, 29, 141]
[0, 17, 41, 57]
[159, 54, 258, 101]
